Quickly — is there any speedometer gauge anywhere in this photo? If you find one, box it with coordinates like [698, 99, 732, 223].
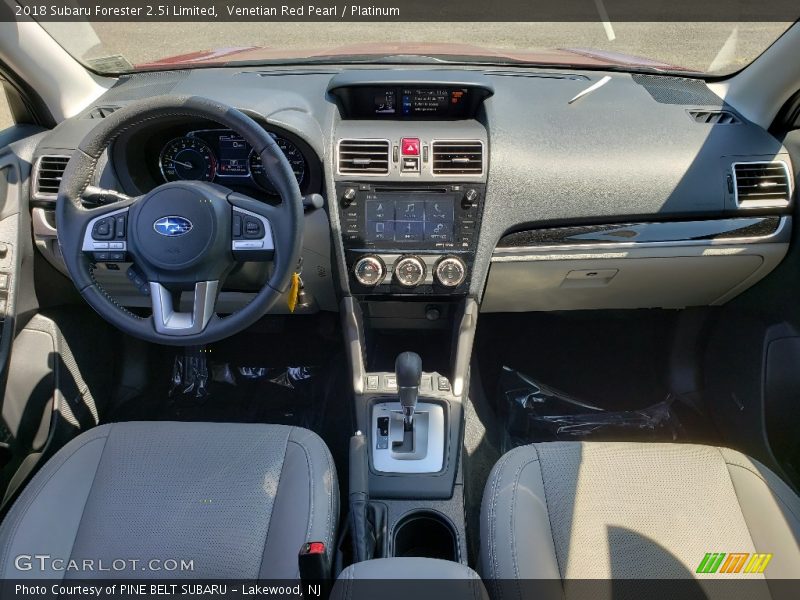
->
[249, 134, 306, 194]
[159, 137, 217, 182]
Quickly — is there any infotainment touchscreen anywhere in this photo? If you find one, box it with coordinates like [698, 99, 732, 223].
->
[365, 193, 456, 243]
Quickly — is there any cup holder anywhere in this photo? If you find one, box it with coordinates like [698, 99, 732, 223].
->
[392, 511, 457, 561]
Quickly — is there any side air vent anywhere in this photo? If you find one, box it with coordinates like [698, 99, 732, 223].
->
[33, 155, 70, 200]
[733, 161, 792, 208]
[85, 105, 121, 119]
[337, 139, 390, 175]
[432, 141, 484, 175]
[688, 109, 741, 124]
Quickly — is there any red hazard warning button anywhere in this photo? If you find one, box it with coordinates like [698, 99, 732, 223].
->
[401, 138, 420, 156]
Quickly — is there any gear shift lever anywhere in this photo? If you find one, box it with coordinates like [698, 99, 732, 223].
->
[395, 352, 422, 429]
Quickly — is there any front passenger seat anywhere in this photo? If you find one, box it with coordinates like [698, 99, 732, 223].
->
[0, 421, 338, 579]
[481, 442, 799, 588]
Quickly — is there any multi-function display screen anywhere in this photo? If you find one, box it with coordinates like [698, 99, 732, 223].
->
[371, 88, 469, 118]
[216, 133, 250, 176]
[365, 193, 456, 243]
[336, 86, 474, 119]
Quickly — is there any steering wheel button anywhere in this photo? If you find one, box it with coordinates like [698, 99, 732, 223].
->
[94, 252, 109, 261]
[93, 242, 109, 249]
[244, 217, 264, 238]
[92, 218, 114, 240]
[109, 242, 124, 250]
[108, 252, 126, 262]
[233, 240, 264, 250]
[115, 215, 127, 238]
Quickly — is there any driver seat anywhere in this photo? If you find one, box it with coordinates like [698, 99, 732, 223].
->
[0, 421, 338, 579]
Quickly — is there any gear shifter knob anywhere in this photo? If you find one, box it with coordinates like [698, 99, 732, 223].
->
[395, 351, 422, 428]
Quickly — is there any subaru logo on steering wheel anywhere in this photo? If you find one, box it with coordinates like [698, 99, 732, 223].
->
[153, 216, 193, 237]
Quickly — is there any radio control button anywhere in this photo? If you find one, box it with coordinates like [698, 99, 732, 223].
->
[354, 256, 385, 287]
[435, 256, 467, 288]
[462, 188, 479, 208]
[341, 187, 357, 207]
[394, 256, 426, 287]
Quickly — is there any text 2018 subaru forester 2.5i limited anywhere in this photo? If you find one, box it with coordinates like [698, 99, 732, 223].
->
[0, 4, 798, 600]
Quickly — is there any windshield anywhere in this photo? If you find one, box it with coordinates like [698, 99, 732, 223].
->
[40, 21, 793, 76]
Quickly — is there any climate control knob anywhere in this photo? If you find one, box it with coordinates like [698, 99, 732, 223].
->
[394, 256, 427, 288]
[435, 256, 467, 287]
[353, 255, 385, 286]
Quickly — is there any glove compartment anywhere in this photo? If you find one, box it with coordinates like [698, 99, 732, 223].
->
[482, 217, 790, 312]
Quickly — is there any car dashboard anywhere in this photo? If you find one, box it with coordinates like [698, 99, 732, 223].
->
[26, 66, 795, 317]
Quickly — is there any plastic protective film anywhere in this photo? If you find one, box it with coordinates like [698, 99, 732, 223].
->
[498, 366, 683, 451]
[169, 350, 321, 428]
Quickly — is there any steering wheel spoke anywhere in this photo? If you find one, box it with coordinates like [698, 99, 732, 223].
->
[79, 200, 137, 263]
[150, 280, 219, 336]
[228, 193, 285, 261]
[231, 202, 276, 262]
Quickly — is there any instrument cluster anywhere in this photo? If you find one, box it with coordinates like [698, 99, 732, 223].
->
[158, 129, 307, 195]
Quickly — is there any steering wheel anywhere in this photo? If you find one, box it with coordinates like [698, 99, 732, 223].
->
[56, 96, 304, 345]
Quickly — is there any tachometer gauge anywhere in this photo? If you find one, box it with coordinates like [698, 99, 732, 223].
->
[249, 134, 306, 194]
[159, 137, 217, 182]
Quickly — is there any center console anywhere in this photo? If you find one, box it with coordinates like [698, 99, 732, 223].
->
[330, 71, 491, 566]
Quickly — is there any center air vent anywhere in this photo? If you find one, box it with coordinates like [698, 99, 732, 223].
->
[733, 161, 792, 208]
[338, 139, 390, 175]
[432, 141, 484, 175]
[34, 155, 71, 200]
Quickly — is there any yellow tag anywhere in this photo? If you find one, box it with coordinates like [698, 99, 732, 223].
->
[287, 273, 300, 313]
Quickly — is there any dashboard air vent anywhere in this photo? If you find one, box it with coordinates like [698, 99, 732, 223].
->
[432, 141, 484, 175]
[34, 155, 70, 199]
[338, 139, 390, 175]
[688, 109, 741, 124]
[86, 105, 121, 119]
[733, 161, 792, 208]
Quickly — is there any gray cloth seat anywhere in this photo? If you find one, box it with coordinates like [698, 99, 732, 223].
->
[481, 442, 800, 592]
[0, 421, 339, 579]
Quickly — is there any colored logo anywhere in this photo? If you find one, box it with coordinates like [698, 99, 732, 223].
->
[696, 552, 772, 574]
[154, 216, 193, 237]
